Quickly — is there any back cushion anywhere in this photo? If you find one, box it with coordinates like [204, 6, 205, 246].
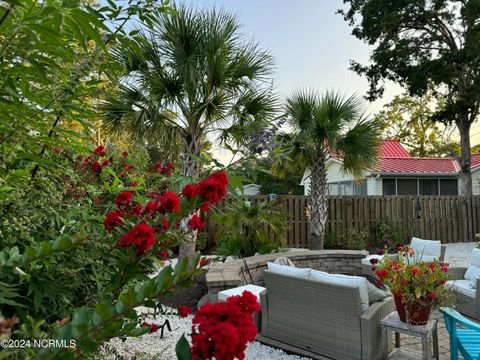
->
[267, 262, 311, 278]
[411, 237, 441, 258]
[309, 269, 369, 312]
[465, 248, 480, 280]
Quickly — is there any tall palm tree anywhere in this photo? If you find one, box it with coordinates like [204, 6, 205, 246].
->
[275, 90, 380, 250]
[102, 6, 277, 260]
[102, 6, 277, 177]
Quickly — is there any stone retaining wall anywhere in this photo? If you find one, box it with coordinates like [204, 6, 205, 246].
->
[206, 250, 368, 302]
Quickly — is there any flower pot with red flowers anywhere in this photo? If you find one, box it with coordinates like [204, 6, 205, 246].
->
[374, 245, 450, 325]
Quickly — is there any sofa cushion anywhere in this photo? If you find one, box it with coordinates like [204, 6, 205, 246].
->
[408, 254, 438, 264]
[410, 237, 441, 258]
[465, 249, 480, 280]
[309, 269, 369, 311]
[469, 274, 480, 290]
[446, 279, 476, 298]
[267, 262, 310, 278]
[366, 282, 390, 304]
[218, 284, 265, 302]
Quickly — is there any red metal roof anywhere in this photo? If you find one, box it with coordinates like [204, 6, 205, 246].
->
[471, 154, 480, 170]
[373, 157, 459, 174]
[379, 139, 412, 158]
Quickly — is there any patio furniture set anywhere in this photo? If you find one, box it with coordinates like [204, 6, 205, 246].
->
[217, 238, 480, 360]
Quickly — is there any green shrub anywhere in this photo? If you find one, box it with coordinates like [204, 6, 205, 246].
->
[196, 231, 209, 252]
[324, 228, 369, 250]
[213, 199, 287, 258]
[369, 220, 408, 249]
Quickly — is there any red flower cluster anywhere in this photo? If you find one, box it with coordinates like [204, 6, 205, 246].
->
[159, 192, 180, 213]
[187, 214, 205, 231]
[115, 191, 134, 209]
[93, 145, 107, 157]
[181, 171, 228, 212]
[190, 291, 260, 360]
[152, 162, 174, 176]
[119, 222, 156, 255]
[104, 210, 124, 230]
[178, 305, 193, 318]
[143, 322, 159, 333]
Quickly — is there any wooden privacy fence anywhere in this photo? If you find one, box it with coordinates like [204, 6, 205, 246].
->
[206, 195, 480, 248]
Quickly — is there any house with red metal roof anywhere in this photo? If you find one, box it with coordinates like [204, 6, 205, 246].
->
[300, 139, 480, 196]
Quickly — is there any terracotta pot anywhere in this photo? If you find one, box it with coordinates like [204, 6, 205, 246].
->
[393, 293, 431, 325]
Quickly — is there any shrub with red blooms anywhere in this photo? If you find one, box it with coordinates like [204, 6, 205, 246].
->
[180, 171, 229, 213]
[152, 162, 174, 176]
[190, 290, 260, 360]
[93, 145, 107, 157]
[104, 210, 124, 230]
[187, 214, 205, 231]
[118, 222, 156, 255]
[178, 305, 193, 318]
[159, 191, 181, 213]
[115, 191, 134, 209]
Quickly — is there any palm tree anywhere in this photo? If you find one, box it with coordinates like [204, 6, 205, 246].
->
[275, 90, 380, 250]
[102, 7, 277, 261]
[102, 6, 277, 178]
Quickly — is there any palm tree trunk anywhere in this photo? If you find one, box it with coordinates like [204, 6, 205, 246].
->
[309, 152, 328, 250]
[178, 133, 202, 265]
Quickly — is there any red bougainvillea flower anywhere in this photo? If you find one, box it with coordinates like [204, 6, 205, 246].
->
[142, 200, 158, 218]
[158, 251, 169, 259]
[187, 214, 205, 231]
[376, 248, 385, 255]
[93, 145, 107, 157]
[190, 291, 259, 360]
[115, 191, 134, 209]
[178, 305, 193, 318]
[441, 278, 447, 284]
[411, 268, 419, 276]
[143, 322, 159, 333]
[370, 258, 379, 265]
[122, 151, 128, 158]
[118, 222, 156, 255]
[182, 184, 198, 200]
[104, 210, 123, 230]
[102, 159, 110, 167]
[159, 192, 180, 213]
[92, 161, 102, 173]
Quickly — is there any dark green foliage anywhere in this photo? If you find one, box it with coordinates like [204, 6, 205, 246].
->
[369, 220, 408, 250]
[213, 199, 288, 258]
[324, 229, 369, 250]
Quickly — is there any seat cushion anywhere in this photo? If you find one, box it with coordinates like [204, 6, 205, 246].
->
[465, 248, 480, 280]
[309, 269, 369, 311]
[408, 254, 438, 264]
[410, 237, 441, 258]
[218, 284, 265, 302]
[361, 254, 384, 266]
[446, 279, 476, 298]
[267, 262, 311, 278]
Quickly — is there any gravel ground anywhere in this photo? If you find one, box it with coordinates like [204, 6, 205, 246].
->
[99, 242, 477, 360]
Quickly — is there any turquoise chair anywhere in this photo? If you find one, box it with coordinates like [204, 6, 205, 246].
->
[441, 307, 480, 360]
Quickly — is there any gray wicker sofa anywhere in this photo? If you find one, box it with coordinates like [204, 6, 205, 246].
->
[447, 266, 480, 321]
[259, 270, 394, 360]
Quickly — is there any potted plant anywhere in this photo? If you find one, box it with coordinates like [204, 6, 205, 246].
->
[372, 245, 450, 325]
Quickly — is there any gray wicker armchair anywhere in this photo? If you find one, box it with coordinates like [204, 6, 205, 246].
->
[446, 267, 480, 321]
[259, 270, 394, 360]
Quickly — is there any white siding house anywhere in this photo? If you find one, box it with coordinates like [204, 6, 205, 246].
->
[300, 140, 480, 196]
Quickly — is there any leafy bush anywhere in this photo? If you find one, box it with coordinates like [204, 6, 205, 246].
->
[324, 229, 369, 250]
[369, 220, 408, 249]
[213, 199, 287, 258]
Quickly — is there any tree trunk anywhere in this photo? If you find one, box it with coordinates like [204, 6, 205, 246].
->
[309, 152, 328, 250]
[457, 117, 472, 196]
[178, 132, 203, 264]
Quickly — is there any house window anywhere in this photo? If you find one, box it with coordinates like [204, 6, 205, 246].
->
[440, 179, 458, 195]
[382, 178, 458, 195]
[383, 178, 396, 195]
[419, 179, 438, 195]
[328, 180, 367, 195]
[397, 179, 418, 195]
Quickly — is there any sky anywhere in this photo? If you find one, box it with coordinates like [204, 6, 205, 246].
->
[114, 0, 480, 161]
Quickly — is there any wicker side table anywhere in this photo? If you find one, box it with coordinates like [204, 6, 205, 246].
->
[381, 312, 439, 360]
